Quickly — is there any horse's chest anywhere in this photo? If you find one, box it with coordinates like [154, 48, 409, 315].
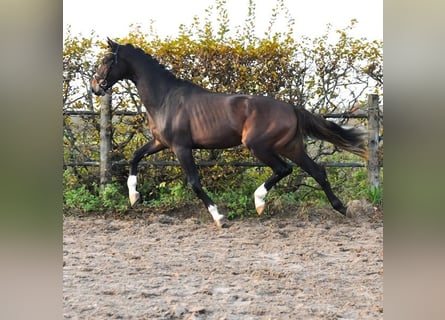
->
[146, 113, 170, 145]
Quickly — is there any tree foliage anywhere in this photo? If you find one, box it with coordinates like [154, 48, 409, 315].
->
[63, 0, 383, 208]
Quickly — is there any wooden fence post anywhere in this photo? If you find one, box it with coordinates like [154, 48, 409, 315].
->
[100, 92, 112, 189]
[367, 94, 380, 189]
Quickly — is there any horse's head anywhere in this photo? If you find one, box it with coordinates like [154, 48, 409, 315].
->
[91, 38, 125, 96]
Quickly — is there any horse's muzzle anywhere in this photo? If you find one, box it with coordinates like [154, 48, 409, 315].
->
[91, 76, 107, 96]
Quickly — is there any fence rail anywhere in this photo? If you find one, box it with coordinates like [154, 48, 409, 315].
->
[63, 160, 367, 168]
[63, 110, 371, 119]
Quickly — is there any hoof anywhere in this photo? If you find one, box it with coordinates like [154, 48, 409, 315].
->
[254, 184, 267, 216]
[129, 192, 140, 207]
[214, 216, 226, 229]
[256, 205, 265, 216]
[337, 205, 347, 216]
[208, 205, 226, 229]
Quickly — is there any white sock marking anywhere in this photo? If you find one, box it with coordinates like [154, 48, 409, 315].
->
[254, 183, 268, 210]
[208, 205, 224, 222]
[127, 175, 137, 194]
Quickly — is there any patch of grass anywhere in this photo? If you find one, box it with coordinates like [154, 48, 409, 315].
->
[63, 160, 383, 217]
[215, 189, 254, 220]
[100, 183, 129, 211]
[63, 183, 128, 213]
[367, 185, 383, 206]
[64, 185, 100, 212]
[146, 181, 196, 209]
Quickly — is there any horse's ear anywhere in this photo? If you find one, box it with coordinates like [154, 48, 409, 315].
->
[107, 37, 117, 49]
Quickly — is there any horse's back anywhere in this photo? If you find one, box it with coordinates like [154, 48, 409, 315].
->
[182, 91, 298, 150]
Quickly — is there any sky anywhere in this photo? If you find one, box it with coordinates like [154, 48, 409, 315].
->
[63, 0, 383, 41]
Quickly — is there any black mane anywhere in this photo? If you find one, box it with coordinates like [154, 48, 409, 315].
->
[123, 43, 195, 88]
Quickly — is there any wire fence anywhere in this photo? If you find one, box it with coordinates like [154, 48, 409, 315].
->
[63, 94, 383, 188]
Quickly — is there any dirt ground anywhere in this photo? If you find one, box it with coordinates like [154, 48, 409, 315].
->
[63, 201, 383, 319]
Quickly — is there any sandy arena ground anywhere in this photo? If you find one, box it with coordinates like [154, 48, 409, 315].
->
[63, 203, 383, 319]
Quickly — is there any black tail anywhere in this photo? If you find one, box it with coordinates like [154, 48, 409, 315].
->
[295, 107, 368, 158]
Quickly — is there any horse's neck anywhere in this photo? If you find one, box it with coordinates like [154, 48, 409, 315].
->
[128, 55, 201, 114]
[131, 63, 170, 111]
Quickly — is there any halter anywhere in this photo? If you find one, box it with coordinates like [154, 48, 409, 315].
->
[93, 44, 120, 90]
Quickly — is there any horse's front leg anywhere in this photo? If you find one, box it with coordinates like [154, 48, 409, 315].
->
[128, 140, 166, 206]
[173, 146, 225, 228]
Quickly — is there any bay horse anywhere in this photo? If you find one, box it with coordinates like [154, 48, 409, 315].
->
[91, 38, 367, 228]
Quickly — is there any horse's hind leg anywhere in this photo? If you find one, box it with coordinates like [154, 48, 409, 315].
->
[173, 146, 224, 228]
[284, 149, 347, 215]
[128, 140, 166, 206]
[248, 147, 293, 215]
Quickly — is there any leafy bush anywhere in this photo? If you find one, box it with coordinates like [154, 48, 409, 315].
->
[63, 183, 128, 213]
[146, 181, 196, 209]
[64, 185, 100, 212]
[100, 183, 129, 211]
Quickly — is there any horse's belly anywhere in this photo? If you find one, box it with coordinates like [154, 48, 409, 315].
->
[192, 131, 242, 149]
